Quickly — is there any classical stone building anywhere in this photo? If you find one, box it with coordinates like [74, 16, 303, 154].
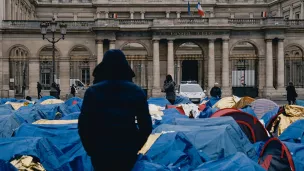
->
[0, 0, 304, 98]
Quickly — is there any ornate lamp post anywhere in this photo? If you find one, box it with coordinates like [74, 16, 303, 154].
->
[40, 18, 67, 84]
[40, 18, 67, 98]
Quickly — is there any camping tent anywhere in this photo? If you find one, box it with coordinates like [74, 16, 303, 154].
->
[279, 119, 304, 143]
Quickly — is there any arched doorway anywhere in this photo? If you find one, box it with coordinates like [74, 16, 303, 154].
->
[285, 45, 304, 87]
[9, 46, 29, 96]
[121, 43, 148, 89]
[230, 41, 258, 97]
[175, 42, 204, 87]
[69, 46, 94, 86]
[39, 46, 60, 90]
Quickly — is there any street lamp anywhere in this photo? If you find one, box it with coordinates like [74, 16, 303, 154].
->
[40, 17, 67, 84]
[40, 18, 67, 98]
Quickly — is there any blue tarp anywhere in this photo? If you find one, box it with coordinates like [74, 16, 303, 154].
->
[14, 107, 48, 123]
[35, 104, 64, 120]
[60, 112, 80, 120]
[0, 98, 17, 105]
[284, 142, 304, 171]
[13, 123, 93, 171]
[153, 108, 188, 128]
[153, 124, 257, 161]
[145, 132, 203, 170]
[174, 96, 192, 105]
[295, 100, 304, 107]
[147, 98, 171, 107]
[260, 106, 280, 127]
[0, 137, 72, 171]
[0, 159, 17, 171]
[193, 152, 265, 171]
[132, 156, 171, 171]
[205, 97, 220, 108]
[253, 141, 265, 160]
[198, 106, 218, 118]
[240, 106, 257, 118]
[0, 114, 22, 138]
[0, 104, 13, 115]
[279, 119, 304, 144]
[65, 97, 83, 107]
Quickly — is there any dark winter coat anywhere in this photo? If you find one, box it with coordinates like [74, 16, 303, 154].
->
[163, 80, 176, 101]
[71, 86, 76, 94]
[286, 85, 297, 101]
[78, 50, 152, 170]
[210, 86, 222, 98]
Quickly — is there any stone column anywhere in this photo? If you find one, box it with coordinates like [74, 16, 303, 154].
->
[277, 39, 285, 88]
[109, 40, 116, 49]
[301, 0, 304, 19]
[141, 11, 145, 19]
[278, 2, 282, 17]
[177, 60, 181, 84]
[167, 39, 174, 78]
[130, 11, 134, 19]
[89, 60, 96, 85]
[166, 11, 170, 18]
[250, 13, 253, 18]
[6, 0, 11, 20]
[130, 60, 134, 70]
[73, 13, 77, 21]
[59, 57, 70, 99]
[289, 5, 293, 19]
[266, 39, 273, 88]
[176, 12, 181, 18]
[152, 39, 161, 96]
[222, 39, 229, 89]
[208, 39, 215, 91]
[96, 40, 103, 64]
[28, 58, 40, 98]
[105, 11, 109, 18]
[141, 61, 145, 87]
[198, 60, 202, 86]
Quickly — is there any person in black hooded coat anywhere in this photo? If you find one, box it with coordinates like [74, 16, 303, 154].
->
[78, 49, 152, 171]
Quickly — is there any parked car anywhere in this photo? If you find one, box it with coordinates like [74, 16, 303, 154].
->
[176, 81, 206, 104]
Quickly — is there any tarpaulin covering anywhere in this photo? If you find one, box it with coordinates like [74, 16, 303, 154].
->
[65, 97, 83, 107]
[284, 142, 304, 171]
[0, 104, 13, 115]
[153, 124, 257, 161]
[147, 97, 171, 107]
[212, 96, 240, 109]
[260, 107, 280, 127]
[279, 119, 304, 143]
[145, 132, 203, 170]
[132, 157, 171, 171]
[33, 119, 78, 124]
[153, 108, 188, 128]
[198, 106, 218, 118]
[205, 97, 220, 108]
[37, 96, 56, 103]
[240, 106, 257, 118]
[0, 159, 17, 171]
[60, 112, 80, 120]
[0, 98, 17, 105]
[0, 114, 22, 138]
[14, 107, 48, 123]
[295, 100, 304, 107]
[232, 96, 255, 109]
[13, 123, 93, 171]
[174, 96, 192, 105]
[4, 102, 25, 110]
[0, 137, 72, 171]
[193, 152, 265, 171]
[40, 99, 64, 105]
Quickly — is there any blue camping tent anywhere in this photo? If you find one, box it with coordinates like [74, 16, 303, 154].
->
[14, 107, 48, 123]
[65, 97, 83, 107]
[279, 119, 304, 144]
[0, 114, 22, 138]
[284, 142, 304, 171]
[193, 152, 265, 171]
[153, 124, 257, 161]
[0, 104, 13, 115]
[0, 98, 17, 105]
[13, 123, 93, 171]
[132, 156, 171, 171]
[145, 132, 203, 170]
[174, 96, 192, 105]
[60, 112, 80, 120]
[0, 137, 72, 171]
[147, 98, 171, 107]
[153, 108, 188, 128]
[0, 159, 17, 171]
[295, 100, 304, 107]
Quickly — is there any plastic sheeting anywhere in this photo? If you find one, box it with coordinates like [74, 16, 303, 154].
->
[14, 107, 48, 123]
[212, 96, 240, 109]
[33, 119, 78, 124]
[279, 119, 304, 143]
[60, 112, 80, 120]
[5, 102, 25, 110]
[65, 97, 83, 107]
[10, 156, 45, 171]
[147, 98, 171, 107]
[13, 123, 93, 171]
[232, 96, 255, 109]
[0, 137, 72, 171]
[174, 96, 192, 105]
[284, 142, 304, 171]
[295, 100, 304, 107]
[40, 99, 64, 105]
[0, 114, 22, 138]
[0, 98, 17, 105]
[193, 152, 265, 171]
[0, 159, 17, 171]
[260, 107, 280, 126]
[0, 104, 13, 115]
[153, 124, 257, 161]
[240, 106, 257, 118]
[145, 132, 203, 170]
[153, 108, 188, 128]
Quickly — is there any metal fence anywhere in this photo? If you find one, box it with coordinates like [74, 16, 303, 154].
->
[285, 59, 304, 88]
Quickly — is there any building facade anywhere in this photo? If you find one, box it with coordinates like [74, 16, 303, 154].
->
[0, 0, 304, 98]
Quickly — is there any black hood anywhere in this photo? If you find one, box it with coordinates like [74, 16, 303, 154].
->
[93, 49, 135, 84]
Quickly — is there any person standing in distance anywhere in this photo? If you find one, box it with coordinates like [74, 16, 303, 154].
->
[286, 82, 297, 105]
[163, 74, 176, 105]
[37, 82, 42, 99]
[70, 84, 76, 97]
[78, 49, 152, 171]
[210, 82, 222, 98]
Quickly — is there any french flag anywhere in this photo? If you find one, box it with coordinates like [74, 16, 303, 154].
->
[197, 2, 204, 16]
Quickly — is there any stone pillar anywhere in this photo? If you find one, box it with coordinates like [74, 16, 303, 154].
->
[53, 13, 58, 20]
[73, 13, 77, 21]
[109, 40, 116, 49]
[266, 39, 273, 88]
[176, 12, 181, 18]
[0, 0, 4, 21]
[6, 0, 11, 20]
[289, 5, 293, 19]
[278, 2, 282, 17]
[166, 11, 170, 18]
[141, 61, 145, 87]
[222, 39, 230, 96]
[301, 0, 304, 19]
[89, 61, 96, 85]
[105, 11, 109, 18]
[277, 39, 285, 88]
[130, 60, 134, 70]
[141, 11, 145, 19]
[177, 60, 181, 84]
[208, 39, 215, 92]
[249, 12, 253, 18]
[59, 57, 70, 99]
[198, 60, 202, 86]
[130, 11, 134, 19]
[96, 40, 103, 64]
[167, 39, 174, 78]
[152, 39, 161, 96]
[28, 59, 40, 98]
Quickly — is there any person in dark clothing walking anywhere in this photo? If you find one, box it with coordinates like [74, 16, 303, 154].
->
[71, 84, 76, 97]
[37, 82, 42, 99]
[210, 82, 222, 98]
[163, 75, 176, 105]
[286, 82, 297, 105]
[78, 49, 152, 171]
[56, 84, 61, 99]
